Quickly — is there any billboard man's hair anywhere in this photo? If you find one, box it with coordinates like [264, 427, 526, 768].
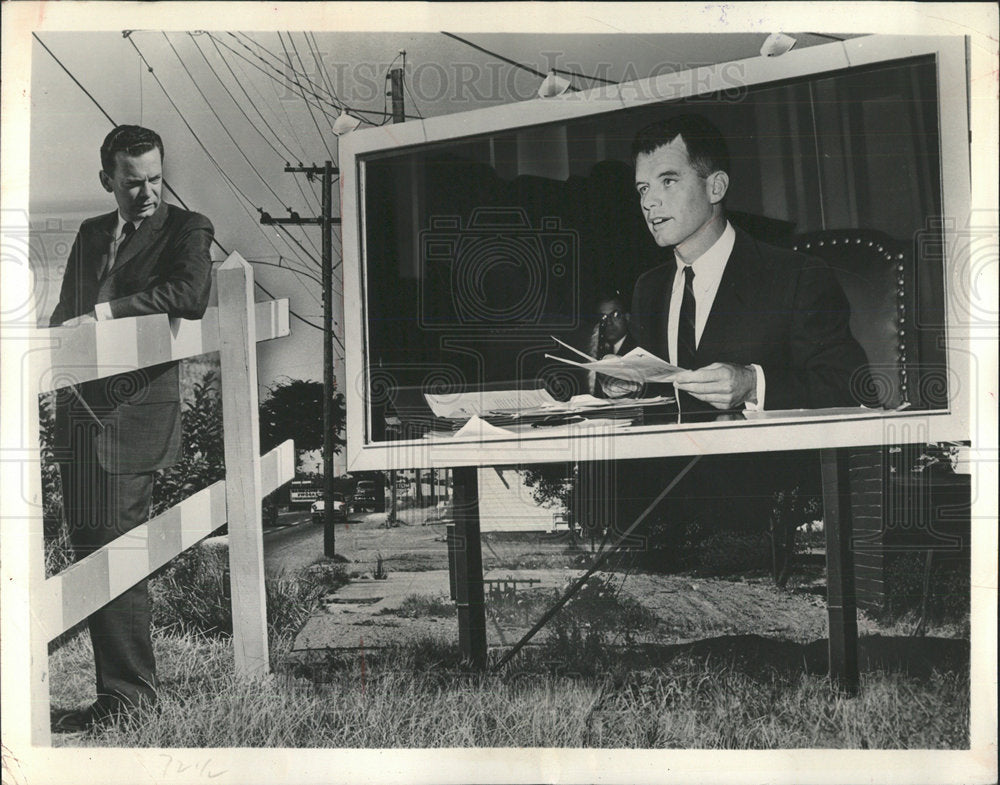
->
[631, 114, 730, 179]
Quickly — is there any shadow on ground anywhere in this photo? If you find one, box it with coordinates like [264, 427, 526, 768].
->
[627, 634, 969, 680]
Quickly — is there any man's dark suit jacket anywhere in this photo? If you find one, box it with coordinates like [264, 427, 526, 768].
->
[631, 225, 869, 411]
[50, 201, 214, 474]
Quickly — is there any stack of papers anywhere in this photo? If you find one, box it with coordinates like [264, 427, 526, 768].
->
[424, 388, 558, 419]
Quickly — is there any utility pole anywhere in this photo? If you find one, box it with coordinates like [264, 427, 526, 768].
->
[384, 62, 406, 527]
[260, 162, 341, 557]
[389, 65, 406, 124]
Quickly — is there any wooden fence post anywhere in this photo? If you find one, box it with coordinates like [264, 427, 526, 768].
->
[217, 255, 269, 674]
[2, 267, 52, 745]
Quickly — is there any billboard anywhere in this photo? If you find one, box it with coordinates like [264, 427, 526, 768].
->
[341, 35, 974, 470]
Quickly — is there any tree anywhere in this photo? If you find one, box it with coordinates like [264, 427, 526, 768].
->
[521, 463, 577, 540]
[259, 377, 346, 458]
[768, 486, 821, 587]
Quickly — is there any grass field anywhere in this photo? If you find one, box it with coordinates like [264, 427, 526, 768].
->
[49, 550, 969, 750]
[49, 626, 968, 749]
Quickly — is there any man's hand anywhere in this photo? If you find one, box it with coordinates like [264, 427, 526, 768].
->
[671, 362, 757, 409]
[60, 312, 97, 327]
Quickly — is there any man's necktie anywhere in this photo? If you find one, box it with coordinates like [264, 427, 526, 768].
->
[117, 221, 136, 256]
[106, 221, 135, 276]
[677, 265, 696, 370]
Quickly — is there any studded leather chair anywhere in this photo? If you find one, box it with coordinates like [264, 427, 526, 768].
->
[784, 229, 914, 409]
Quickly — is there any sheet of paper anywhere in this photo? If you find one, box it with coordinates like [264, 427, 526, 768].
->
[452, 416, 517, 438]
[522, 393, 675, 414]
[424, 388, 557, 418]
[544, 346, 684, 384]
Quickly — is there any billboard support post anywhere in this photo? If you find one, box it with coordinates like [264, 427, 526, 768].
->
[452, 466, 487, 668]
[821, 447, 861, 694]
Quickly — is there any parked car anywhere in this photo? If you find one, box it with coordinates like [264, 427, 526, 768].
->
[311, 493, 347, 523]
[351, 481, 377, 512]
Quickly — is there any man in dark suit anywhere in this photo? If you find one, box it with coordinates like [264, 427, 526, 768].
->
[586, 293, 642, 398]
[50, 125, 213, 732]
[629, 114, 868, 412]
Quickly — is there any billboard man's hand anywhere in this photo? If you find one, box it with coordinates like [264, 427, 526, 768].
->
[671, 362, 757, 409]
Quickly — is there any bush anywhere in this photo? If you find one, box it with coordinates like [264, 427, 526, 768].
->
[695, 529, 773, 575]
[150, 544, 348, 640]
[151, 371, 225, 518]
[881, 551, 970, 624]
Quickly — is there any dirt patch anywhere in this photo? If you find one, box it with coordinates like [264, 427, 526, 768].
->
[293, 565, 851, 655]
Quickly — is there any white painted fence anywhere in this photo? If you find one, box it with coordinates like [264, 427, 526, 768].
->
[10, 253, 294, 745]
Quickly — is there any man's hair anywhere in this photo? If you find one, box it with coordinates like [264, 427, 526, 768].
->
[100, 125, 164, 175]
[631, 114, 729, 178]
[595, 290, 626, 310]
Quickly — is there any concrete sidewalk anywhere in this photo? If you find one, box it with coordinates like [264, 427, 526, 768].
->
[291, 568, 571, 652]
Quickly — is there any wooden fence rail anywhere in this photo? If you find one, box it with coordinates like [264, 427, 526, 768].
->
[10, 253, 293, 746]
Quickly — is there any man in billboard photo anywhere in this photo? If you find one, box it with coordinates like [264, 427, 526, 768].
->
[49, 124, 214, 732]
[586, 292, 644, 399]
[629, 114, 870, 413]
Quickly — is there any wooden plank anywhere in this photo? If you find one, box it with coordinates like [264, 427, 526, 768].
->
[453, 465, 487, 668]
[217, 254, 270, 674]
[820, 448, 860, 694]
[34, 299, 289, 393]
[36, 440, 294, 642]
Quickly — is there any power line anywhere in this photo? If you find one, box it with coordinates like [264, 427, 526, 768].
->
[161, 32, 293, 209]
[128, 33, 321, 272]
[125, 33, 322, 330]
[281, 32, 335, 161]
[226, 37, 330, 235]
[246, 258, 322, 286]
[209, 33, 341, 123]
[235, 31, 342, 107]
[210, 34, 308, 164]
[230, 31, 422, 122]
[195, 32, 324, 259]
[441, 31, 549, 80]
[191, 32, 292, 164]
[441, 31, 621, 89]
[222, 35, 324, 210]
[32, 33, 117, 126]
[306, 31, 340, 107]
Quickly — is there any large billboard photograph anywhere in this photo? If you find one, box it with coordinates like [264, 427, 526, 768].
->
[342, 35, 973, 470]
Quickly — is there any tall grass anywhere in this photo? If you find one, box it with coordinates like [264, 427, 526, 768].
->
[51, 632, 968, 749]
[149, 544, 348, 639]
